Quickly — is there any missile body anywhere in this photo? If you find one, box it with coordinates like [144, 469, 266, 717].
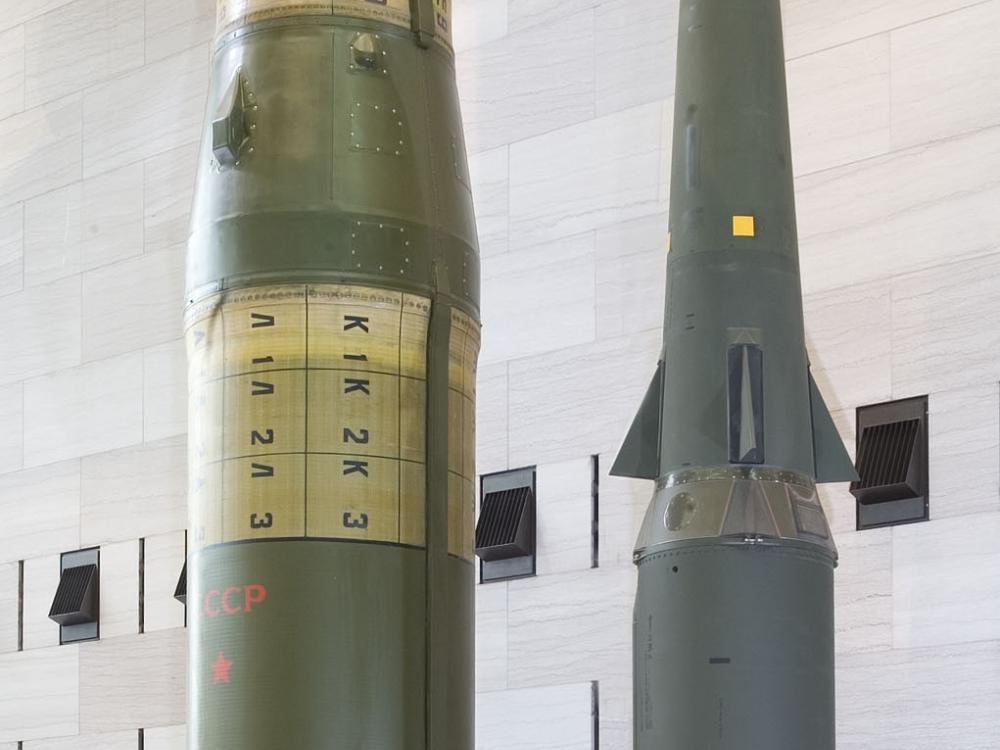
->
[612, 1, 857, 747]
[184, 2, 479, 747]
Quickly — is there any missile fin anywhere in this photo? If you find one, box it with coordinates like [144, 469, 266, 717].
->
[808, 371, 859, 483]
[611, 361, 664, 480]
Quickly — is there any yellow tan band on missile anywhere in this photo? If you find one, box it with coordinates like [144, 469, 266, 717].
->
[185, 283, 477, 562]
[216, 0, 453, 49]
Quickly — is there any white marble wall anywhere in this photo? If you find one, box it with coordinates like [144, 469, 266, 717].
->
[0, 0, 207, 744]
[0, 0, 995, 748]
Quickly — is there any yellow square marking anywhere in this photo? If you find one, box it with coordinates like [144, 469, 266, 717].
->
[732, 215, 756, 237]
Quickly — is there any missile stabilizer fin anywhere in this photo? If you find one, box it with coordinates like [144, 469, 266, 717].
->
[808, 371, 859, 483]
[611, 361, 664, 480]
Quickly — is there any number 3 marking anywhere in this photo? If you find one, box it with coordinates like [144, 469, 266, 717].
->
[250, 512, 274, 529]
[343, 512, 369, 529]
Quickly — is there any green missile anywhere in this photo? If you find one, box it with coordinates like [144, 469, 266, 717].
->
[612, 1, 858, 747]
[184, 2, 479, 747]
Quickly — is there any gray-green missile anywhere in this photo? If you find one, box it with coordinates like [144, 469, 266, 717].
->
[612, 1, 857, 747]
[184, 2, 479, 747]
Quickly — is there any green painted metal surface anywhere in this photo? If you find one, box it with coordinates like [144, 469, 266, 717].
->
[614, 1, 853, 747]
[185, 5, 478, 748]
[634, 542, 835, 749]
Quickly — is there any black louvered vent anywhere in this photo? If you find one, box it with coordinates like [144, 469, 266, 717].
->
[851, 397, 928, 530]
[174, 562, 187, 605]
[478, 467, 536, 583]
[476, 487, 533, 561]
[852, 419, 920, 495]
[49, 564, 98, 627]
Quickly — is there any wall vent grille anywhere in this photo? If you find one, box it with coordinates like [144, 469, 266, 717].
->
[853, 419, 920, 492]
[476, 487, 532, 558]
[477, 467, 536, 583]
[851, 396, 929, 530]
[49, 564, 98, 626]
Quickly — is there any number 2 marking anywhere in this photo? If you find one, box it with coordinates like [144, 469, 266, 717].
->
[343, 428, 369, 444]
[343, 513, 369, 529]
[251, 429, 275, 445]
[250, 513, 274, 529]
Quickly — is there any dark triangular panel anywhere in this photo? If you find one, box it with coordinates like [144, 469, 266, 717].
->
[610, 362, 664, 480]
[809, 372, 859, 483]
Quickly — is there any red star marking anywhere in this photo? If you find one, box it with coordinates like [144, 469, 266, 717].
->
[212, 652, 233, 684]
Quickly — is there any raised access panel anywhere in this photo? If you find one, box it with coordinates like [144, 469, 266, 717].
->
[851, 396, 929, 530]
[477, 467, 536, 583]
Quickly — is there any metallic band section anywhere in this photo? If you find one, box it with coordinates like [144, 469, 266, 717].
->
[216, 0, 454, 48]
[636, 468, 837, 561]
[658, 465, 816, 490]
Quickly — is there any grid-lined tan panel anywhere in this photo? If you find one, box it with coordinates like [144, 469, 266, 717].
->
[446, 309, 480, 561]
[307, 370, 401, 456]
[221, 289, 307, 376]
[223, 371, 307, 458]
[223, 454, 307, 539]
[185, 283, 432, 549]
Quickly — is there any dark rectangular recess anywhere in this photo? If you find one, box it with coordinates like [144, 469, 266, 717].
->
[852, 396, 929, 530]
[181, 530, 189, 628]
[138, 538, 145, 635]
[591, 680, 600, 750]
[591, 455, 600, 569]
[17, 560, 23, 652]
[478, 467, 536, 583]
[53, 547, 100, 644]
